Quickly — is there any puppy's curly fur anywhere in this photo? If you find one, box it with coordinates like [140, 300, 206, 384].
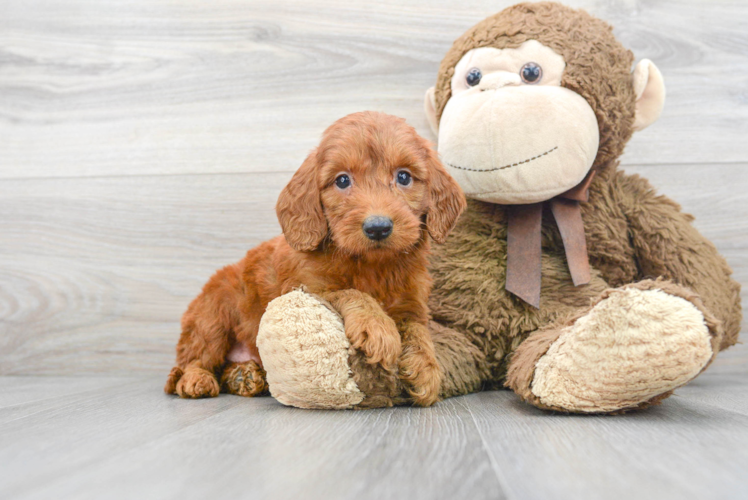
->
[164, 111, 466, 406]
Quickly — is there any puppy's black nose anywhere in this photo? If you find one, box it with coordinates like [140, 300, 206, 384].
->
[363, 216, 393, 241]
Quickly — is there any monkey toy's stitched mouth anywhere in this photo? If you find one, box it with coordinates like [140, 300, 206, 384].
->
[444, 146, 558, 173]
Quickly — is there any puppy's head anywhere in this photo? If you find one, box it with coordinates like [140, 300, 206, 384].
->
[277, 111, 466, 256]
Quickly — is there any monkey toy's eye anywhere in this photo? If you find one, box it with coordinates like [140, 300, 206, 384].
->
[396, 170, 412, 186]
[466, 67, 482, 87]
[520, 62, 542, 84]
[335, 174, 351, 189]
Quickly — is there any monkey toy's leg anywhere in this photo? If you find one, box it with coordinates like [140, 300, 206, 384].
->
[616, 171, 742, 350]
[164, 263, 245, 399]
[428, 321, 491, 400]
[256, 288, 490, 408]
[506, 280, 722, 413]
[256, 290, 403, 409]
[506, 172, 741, 413]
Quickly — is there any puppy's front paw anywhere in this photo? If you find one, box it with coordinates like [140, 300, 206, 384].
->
[345, 313, 402, 370]
[400, 348, 441, 407]
[175, 367, 220, 399]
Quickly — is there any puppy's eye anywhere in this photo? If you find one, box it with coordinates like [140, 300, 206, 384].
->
[466, 67, 482, 87]
[396, 170, 412, 186]
[520, 62, 542, 84]
[335, 174, 351, 189]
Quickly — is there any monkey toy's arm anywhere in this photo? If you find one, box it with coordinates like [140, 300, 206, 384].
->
[616, 172, 742, 350]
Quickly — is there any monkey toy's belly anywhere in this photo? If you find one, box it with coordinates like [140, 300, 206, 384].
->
[429, 212, 609, 380]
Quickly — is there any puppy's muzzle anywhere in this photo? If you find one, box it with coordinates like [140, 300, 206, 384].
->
[363, 216, 393, 241]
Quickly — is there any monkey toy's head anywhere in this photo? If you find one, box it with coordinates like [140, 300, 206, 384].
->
[425, 2, 666, 205]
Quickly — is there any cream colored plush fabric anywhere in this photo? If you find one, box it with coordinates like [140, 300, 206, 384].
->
[449, 42, 566, 94]
[531, 287, 712, 412]
[436, 41, 599, 205]
[256, 290, 364, 409]
[438, 83, 599, 204]
[632, 58, 666, 131]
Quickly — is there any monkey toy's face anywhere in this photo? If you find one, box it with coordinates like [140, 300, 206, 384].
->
[425, 38, 665, 205]
[436, 40, 597, 204]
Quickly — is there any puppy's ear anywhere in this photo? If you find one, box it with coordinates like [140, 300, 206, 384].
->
[425, 146, 466, 244]
[276, 150, 327, 251]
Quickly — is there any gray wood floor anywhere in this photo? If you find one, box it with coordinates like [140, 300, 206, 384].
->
[1, 0, 747, 498]
[1, 345, 747, 500]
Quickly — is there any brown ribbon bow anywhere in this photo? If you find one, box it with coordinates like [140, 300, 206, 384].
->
[505, 170, 596, 308]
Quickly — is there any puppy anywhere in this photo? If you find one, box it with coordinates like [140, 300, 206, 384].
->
[164, 111, 466, 406]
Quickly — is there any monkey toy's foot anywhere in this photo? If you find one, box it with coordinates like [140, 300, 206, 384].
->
[506, 280, 722, 413]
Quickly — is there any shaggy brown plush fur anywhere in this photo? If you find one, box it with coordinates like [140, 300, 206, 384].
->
[165, 111, 465, 406]
[420, 2, 742, 410]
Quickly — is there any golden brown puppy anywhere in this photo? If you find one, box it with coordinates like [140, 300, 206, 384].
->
[164, 111, 466, 406]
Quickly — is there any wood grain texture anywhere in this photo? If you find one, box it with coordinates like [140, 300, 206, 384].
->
[1, 163, 744, 375]
[1, 0, 748, 180]
[0, 375, 134, 408]
[0, 378, 504, 500]
[1, 371, 747, 500]
[466, 389, 748, 500]
[0, 172, 287, 374]
[0, 1, 746, 374]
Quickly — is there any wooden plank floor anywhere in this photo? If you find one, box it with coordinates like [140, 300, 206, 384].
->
[1, 344, 747, 500]
[1, 0, 747, 498]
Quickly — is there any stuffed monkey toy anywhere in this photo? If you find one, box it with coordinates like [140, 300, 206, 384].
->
[254, 2, 742, 412]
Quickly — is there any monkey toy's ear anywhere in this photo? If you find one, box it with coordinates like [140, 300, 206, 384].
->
[632, 59, 666, 131]
[276, 150, 328, 252]
[424, 87, 439, 137]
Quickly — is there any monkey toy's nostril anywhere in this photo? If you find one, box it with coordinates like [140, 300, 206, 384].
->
[362, 216, 393, 241]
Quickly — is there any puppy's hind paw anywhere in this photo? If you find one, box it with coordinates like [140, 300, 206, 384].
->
[164, 366, 184, 395]
[175, 367, 220, 399]
[221, 361, 268, 397]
